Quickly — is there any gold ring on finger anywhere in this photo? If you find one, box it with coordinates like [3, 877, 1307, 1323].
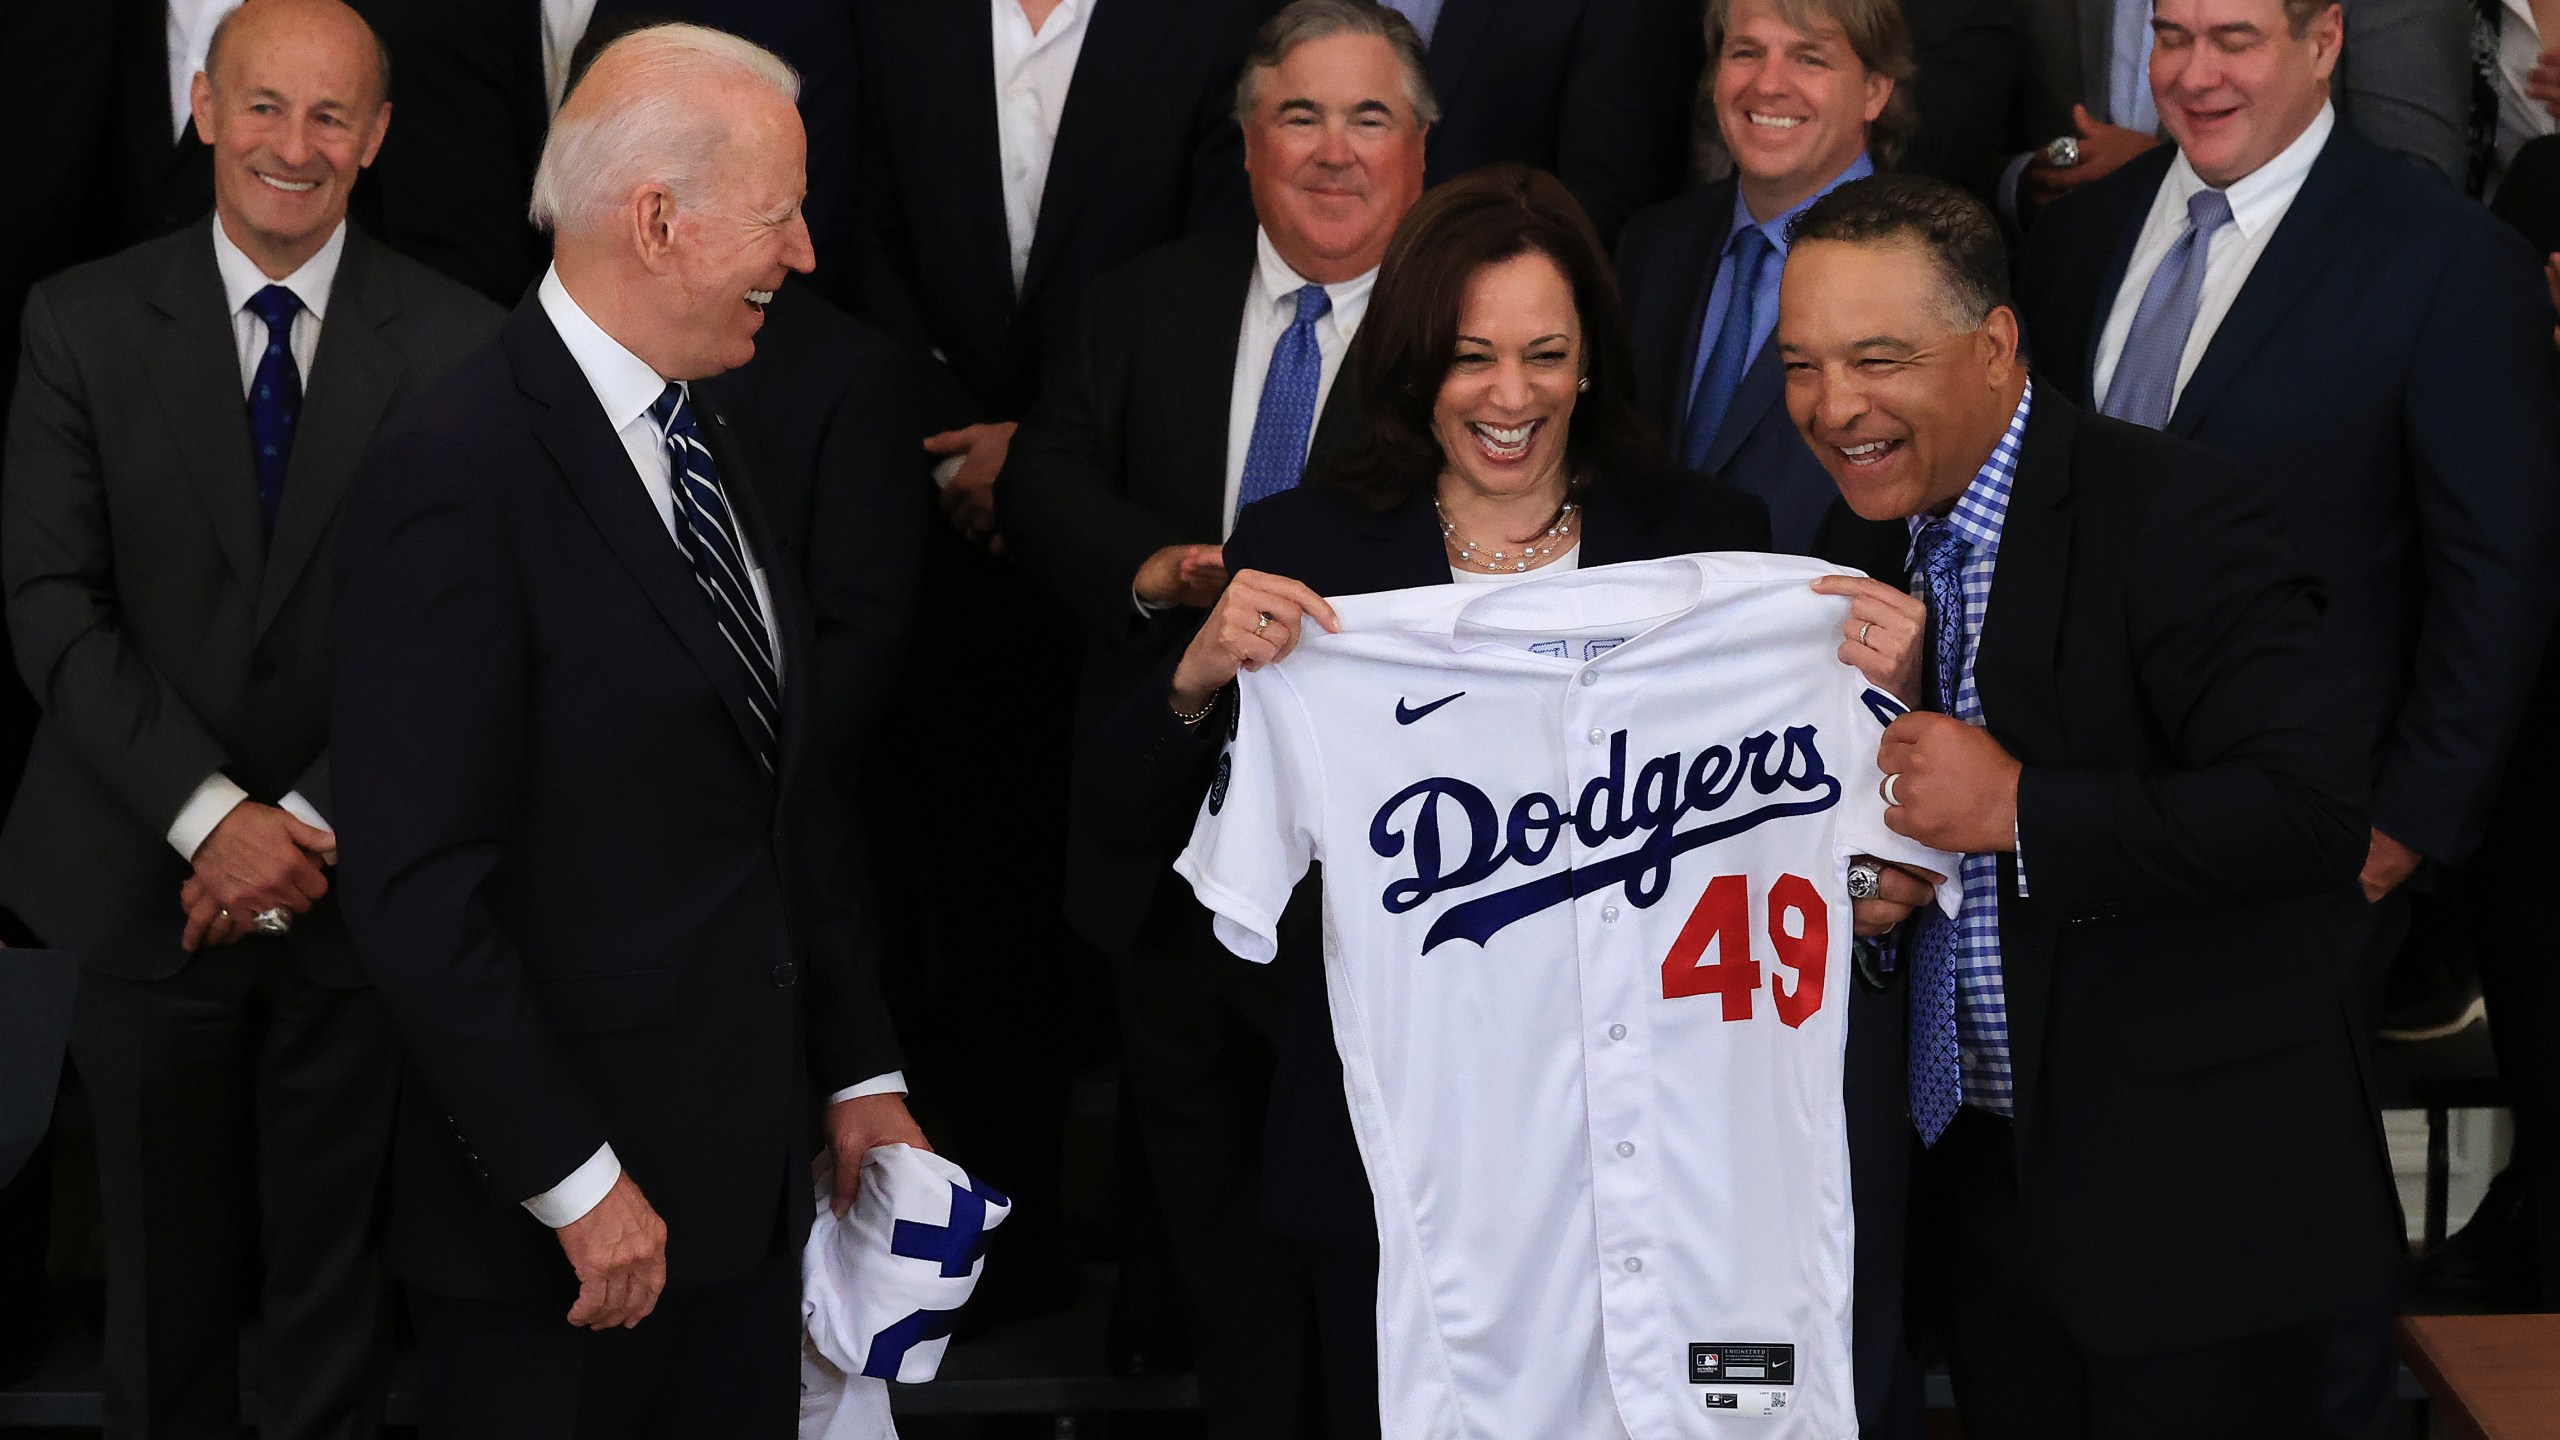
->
[1859, 621, 1873, 646]
[1255, 611, 1273, 634]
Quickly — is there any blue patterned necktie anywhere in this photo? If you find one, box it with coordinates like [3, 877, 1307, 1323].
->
[1908, 518, 1972, 1145]
[649, 383, 780, 773]
[245, 284, 303, 536]
[1236, 284, 1333, 513]
[2100, 188, 2233, 431]
[1681, 224, 1777, 472]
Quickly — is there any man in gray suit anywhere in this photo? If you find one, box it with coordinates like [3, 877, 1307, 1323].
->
[2002, 0, 2469, 218]
[0, 1, 500, 1432]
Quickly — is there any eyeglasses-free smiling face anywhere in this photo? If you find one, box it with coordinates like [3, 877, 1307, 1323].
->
[1776, 236, 2022, 523]
[1432, 250, 1584, 505]
[1243, 30, 1429, 284]
[652, 84, 816, 378]
[192, 0, 389, 275]
[2149, 0, 2341, 189]
[1713, 0, 1891, 218]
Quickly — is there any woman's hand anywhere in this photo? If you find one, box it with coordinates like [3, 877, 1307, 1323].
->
[1851, 858, 1944, 938]
[1168, 569, 1341, 715]
[1812, 574, 1927, 707]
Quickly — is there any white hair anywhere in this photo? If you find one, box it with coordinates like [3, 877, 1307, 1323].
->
[528, 23, 801, 237]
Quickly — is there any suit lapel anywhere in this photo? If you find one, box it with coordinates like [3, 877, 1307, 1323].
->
[1973, 392, 2073, 760]
[513, 307, 771, 770]
[1355, 492, 1456, 590]
[254, 232, 400, 637]
[694, 391, 804, 784]
[2069, 152, 2169, 397]
[1703, 339, 1784, 475]
[142, 223, 266, 597]
[934, 1, 1024, 325]
[2166, 127, 2366, 438]
[1018, 0, 1165, 303]
[1162, 233, 1259, 540]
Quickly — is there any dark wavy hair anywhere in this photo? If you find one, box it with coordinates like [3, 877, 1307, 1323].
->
[1317, 164, 1669, 511]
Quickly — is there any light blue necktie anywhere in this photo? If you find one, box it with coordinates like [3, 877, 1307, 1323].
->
[2101, 188, 2234, 431]
[1681, 224, 1776, 472]
[1384, 0, 1441, 42]
[1236, 284, 1332, 514]
[1908, 519, 1971, 1145]
[246, 284, 302, 537]
[649, 383, 780, 773]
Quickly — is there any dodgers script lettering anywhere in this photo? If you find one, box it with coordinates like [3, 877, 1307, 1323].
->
[1368, 726, 1843, 952]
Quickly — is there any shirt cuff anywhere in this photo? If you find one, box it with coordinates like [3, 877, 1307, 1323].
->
[277, 790, 331, 835]
[522, 1143, 621, 1228]
[167, 772, 250, 861]
[1131, 583, 1168, 618]
[1998, 150, 2033, 225]
[826, 1071, 908, 1106]
[931, 454, 965, 490]
[2012, 814, 2031, 897]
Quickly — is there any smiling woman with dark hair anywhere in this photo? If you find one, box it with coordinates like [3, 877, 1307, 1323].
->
[1078, 163, 1806, 1438]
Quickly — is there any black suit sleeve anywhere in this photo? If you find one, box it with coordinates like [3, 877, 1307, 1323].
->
[796, 778, 906, 1094]
[2014, 455, 2368, 915]
[802, 340, 929, 757]
[2, 285, 233, 834]
[1552, 0, 1701, 246]
[997, 277, 1194, 640]
[2368, 219, 2560, 864]
[332, 425, 610, 1204]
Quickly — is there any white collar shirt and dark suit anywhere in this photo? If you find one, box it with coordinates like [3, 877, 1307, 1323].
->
[519, 270, 902, 1229]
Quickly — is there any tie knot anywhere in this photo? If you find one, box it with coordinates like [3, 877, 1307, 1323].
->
[2185, 187, 2234, 234]
[1729, 222, 1775, 265]
[1915, 517, 1970, 573]
[1290, 283, 1332, 326]
[647, 381, 688, 434]
[247, 284, 301, 334]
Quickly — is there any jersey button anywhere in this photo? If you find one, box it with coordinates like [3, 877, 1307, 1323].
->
[1587, 728, 1604, 744]
[1607, 1023, 1627, 1041]
[1579, 671, 1598, 687]
[1615, 1140, 1635, 1157]
[1623, 1256, 1643, 1273]
[1600, 905, 1620, 924]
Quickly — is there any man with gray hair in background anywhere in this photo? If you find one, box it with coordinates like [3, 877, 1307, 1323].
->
[331, 23, 923, 1437]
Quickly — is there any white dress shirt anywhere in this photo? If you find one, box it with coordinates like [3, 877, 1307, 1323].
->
[2093, 103, 2335, 415]
[540, 0, 602, 115]
[165, 0, 244, 141]
[163, 219, 349, 862]
[992, 0, 1096, 294]
[1220, 229, 1377, 537]
[526, 268, 903, 1227]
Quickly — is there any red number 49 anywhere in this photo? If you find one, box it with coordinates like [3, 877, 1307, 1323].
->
[1658, 873, 1828, 1027]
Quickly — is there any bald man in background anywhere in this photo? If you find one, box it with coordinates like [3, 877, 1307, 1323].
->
[0, 1, 501, 1434]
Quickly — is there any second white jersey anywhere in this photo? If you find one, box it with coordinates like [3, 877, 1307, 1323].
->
[1176, 554, 1957, 1439]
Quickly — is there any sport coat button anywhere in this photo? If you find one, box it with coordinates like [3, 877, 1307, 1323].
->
[771, 961, 797, 988]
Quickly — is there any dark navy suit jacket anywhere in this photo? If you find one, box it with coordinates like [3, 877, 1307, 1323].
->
[1617, 177, 1911, 578]
[2019, 123, 2560, 866]
[334, 299, 903, 1301]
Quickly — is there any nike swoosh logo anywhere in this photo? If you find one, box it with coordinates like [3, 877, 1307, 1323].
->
[1395, 691, 1466, 725]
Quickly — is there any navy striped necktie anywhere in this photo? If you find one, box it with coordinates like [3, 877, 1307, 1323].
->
[648, 383, 779, 772]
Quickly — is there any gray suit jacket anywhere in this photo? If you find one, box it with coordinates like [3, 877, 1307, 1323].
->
[0, 218, 501, 982]
[2019, 0, 2470, 185]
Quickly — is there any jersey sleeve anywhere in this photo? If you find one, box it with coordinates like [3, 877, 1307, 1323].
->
[1172, 667, 1323, 965]
[1833, 683, 1964, 915]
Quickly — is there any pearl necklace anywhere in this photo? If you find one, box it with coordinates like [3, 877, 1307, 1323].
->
[1437, 497, 1579, 573]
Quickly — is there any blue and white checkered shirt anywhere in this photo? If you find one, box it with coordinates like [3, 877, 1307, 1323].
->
[1906, 380, 2032, 1116]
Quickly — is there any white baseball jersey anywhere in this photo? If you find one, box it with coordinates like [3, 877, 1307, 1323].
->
[1175, 553, 1958, 1439]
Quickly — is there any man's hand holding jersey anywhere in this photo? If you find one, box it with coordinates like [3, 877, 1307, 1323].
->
[1170, 569, 1341, 717]
[1850, 860, 1942, 937]
[1877, 711, 2022, 855]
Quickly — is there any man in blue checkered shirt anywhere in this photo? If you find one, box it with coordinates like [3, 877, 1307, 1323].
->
[1774, 173, 2399, 1440]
